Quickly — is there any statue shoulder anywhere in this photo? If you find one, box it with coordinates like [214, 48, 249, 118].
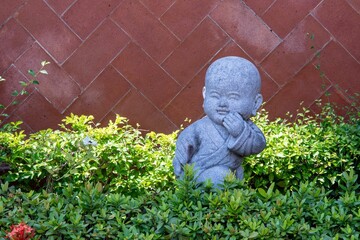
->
[177, 117, 209, 140]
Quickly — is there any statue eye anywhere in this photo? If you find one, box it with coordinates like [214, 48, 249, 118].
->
[228, 93, 240, 100]
[210, 92, 220, 99]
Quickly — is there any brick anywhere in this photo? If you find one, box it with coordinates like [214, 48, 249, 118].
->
[63, 0, 122, 39]
[163, 69, 205, 126]
[140, 0, 175, 18]
[264, 62, 331, 119]
[15, 43, 80, 113]
[45, 0, 75, 15]
[314, 0, 360, 61]
[65, 65, 130, 121]
[111, 0, 179, 63]
[310, 86, 353, 117]
[100, 111, 116, 127]
[162, 17, 228, 86]
[161, 0, 220, 40]
[16, 0, 81, 63]
[14, 91, 63, 131]
[0, 18, 34, 72]
[262, 0, 321, 38]
[63, 19, 129, 88]
[0, 0, 24, 25]
[213, 40, 251, 60]
[113, 89, 177, 133]
[0, 65, 32, 115]
[243, 0, 275, 16]
[260, 70, 279, 102]
[261, 15, 330, 86]
[0, 113, 33, 134]
[317, 41, 360, 96]
[347, 0, 360, 13]
[112, 42, 181, 109]
[211, 0, 280, 62]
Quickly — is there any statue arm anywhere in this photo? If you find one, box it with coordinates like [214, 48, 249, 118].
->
[227, 120, 266, 156]
[173, 125, 199, 178]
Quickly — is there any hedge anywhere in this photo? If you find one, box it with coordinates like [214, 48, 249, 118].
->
[0, 115, 177, 196]
[1, 168, 359, 239]
[0, 104, 359, 239]
[1, 105, 359, 195]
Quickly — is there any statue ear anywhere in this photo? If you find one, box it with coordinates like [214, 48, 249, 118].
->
[252, 93, 263, 116]
[202, 87, 206, 99]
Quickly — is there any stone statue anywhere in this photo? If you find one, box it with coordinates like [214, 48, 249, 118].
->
[173, 56, 266, 186]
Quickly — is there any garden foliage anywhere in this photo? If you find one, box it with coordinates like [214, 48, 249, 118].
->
[0, 114, 176, 196]
[245, 105, 360, 192]
[0, 168, 359, 239]
[0, 104, 359, 239]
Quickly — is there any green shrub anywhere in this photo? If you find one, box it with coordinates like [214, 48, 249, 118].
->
[0, 114, 176, 196]
[246, 104, 360, 192]
[0, 169, 359, 239]
[0, 104, 359, 238]
[1, 104, 359, 196]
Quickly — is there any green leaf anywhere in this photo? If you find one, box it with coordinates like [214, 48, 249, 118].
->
[32, 80, 40, 85]
[11, 100, 19, 105]
[267, 182, 275, 196]
[11, 90, 19, 96]
[20, 90, 28, 95]
[0, 104, 4, 109]
[269, 173, 274, 181]
[258, 188, 267, 198]
[19, 81, 28, 87]
[1, 182, 9, 192]
[277, 181, 286, 188]
[28, 69, 36, 76]
[249, 232, 259, 239]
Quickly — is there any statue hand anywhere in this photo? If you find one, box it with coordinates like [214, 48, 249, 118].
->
[223, 112, 244, 137]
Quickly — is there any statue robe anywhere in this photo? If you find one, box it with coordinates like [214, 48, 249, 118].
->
[173, 116, 266, 184]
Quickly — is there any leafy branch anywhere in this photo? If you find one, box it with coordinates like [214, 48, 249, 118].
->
[0, 61, 50, 123]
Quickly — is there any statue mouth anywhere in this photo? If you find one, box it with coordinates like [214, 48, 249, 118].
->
[217, 109, 229, 115]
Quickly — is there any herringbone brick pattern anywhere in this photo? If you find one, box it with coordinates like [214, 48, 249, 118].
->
[0, 0, 359, 133]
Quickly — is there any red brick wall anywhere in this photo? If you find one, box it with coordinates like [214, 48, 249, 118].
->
[1, 0, 359, 133]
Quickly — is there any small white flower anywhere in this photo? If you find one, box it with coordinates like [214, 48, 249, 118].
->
[83, 136, 98, 146]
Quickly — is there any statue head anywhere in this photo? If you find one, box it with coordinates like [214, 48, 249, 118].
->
[203, 56, 263, 125]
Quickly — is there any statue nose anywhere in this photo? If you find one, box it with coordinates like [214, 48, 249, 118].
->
[219, 97, 228, 107]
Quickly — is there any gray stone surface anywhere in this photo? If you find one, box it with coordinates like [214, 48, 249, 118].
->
[173, 56, 266, 186]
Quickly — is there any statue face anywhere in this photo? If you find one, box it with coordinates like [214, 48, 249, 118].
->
[203, 76, 257, 125]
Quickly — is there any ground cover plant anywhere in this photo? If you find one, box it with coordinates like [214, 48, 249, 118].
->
[0, 169, 359, 239]
[0, 104, 359, 239]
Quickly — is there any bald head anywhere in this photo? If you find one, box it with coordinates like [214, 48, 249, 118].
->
[205, 56, 261, 94]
